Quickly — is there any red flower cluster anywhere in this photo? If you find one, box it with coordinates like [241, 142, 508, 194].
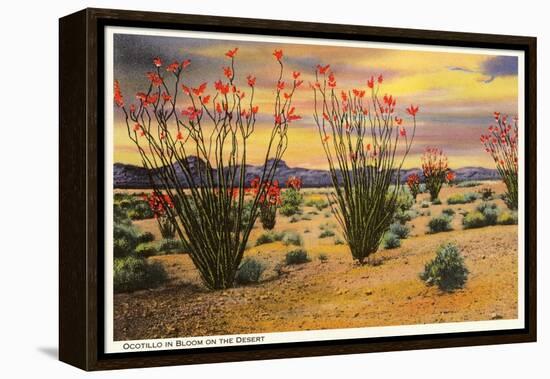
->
[113, 80, 124, 107]
[422, 147, 448, 176]
[446, 171, 456, 184]
[407, 173, 420, 187]
[249, 177, 281, 205]
[480, 112, 518, 168]
[143, 193, 174, 218]
[146, 72, 163, 86]
[286, 176, 302, 191]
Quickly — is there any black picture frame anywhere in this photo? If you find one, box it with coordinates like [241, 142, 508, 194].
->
[59, 7, 537, 371]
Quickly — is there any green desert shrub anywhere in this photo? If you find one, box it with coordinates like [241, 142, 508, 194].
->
[457, 181, 480, 188]
[318, 253, 329, 262]
[113, 256, 168, 293]
[289, 215, 300, 223]
[420, 243, 469, 292]
[395, 188, 414, 212]
[389, 223, 410, 239]
[447, 192, 479, 205]
[255, 231, 284, 246]
[158, 238, 184, 253]
[282, 231, 303, 246]
[137, 231, 155, 244]
[383, 232, 401, 249]
[235, 258, 266, 285]
[462, 211, 486, 229]
[420, 200, 430, 208]
[394, 209, 417, 224]
[441, 207, 455, 216]
[305, 199, 329, 211]
[428, 214, 453, 233]
[497, 211, 518, 225]
[432, 198, 442, 205]
[279, 189, 303, 216]
[476, 202, 499, 225]
[319, 229, 335, 238]
[127, 201, 155, 220]
[113, 223, 140, 258]
[135, 242, 159, 258]
[285, 249, 310, 265]
[334, 237, 345, 245]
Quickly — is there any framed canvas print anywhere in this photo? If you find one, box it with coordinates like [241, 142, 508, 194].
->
[59, 8, 537, 371]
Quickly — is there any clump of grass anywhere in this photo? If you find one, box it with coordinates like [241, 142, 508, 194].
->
[323, 211, 331, 218]
[389, 223, 410, 239]
[447, 192, 479, 205]
[282, 231, 303, 246]
[382, 232, 401, 249]
[420, 200, 430, 208]
[420, 243, 468, 292]
[394, 209, 418, 224]
[301, 214, 312, 221]
[235, 258, 266, 285]
[319, 229, 335, 238]
[462, 202, 502, 229]
[304, 228, 311, 234]
[318, 253, 329, 262]
[285, 249, 311, 265]
[428, 214, 453, 233]
[255, 231, 284, 246]
[432, 198, 442, 205]
[289, 215, 300, 223]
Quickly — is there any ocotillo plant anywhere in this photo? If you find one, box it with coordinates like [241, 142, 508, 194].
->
[406, 173, 421, 201]
[279, 176, 303, 216]
[250, 177, 281, 230]
[311, 67, 418, 264]
[422, 147, 449, 201]
[480, 112, 518, 209]
[143, 192, 176, 239]
[114, 48, 302, 289]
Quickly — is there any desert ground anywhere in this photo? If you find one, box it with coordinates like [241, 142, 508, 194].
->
[113, 181, 518, 341]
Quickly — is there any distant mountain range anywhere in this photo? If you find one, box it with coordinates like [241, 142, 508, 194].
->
[113, 157, 500, 189]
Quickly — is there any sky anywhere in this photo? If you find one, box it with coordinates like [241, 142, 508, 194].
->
[112, 32, 519, 170]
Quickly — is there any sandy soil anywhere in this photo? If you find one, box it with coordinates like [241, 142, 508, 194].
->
[114, 181, 518, 340]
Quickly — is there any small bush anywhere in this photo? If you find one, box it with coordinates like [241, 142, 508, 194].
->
[395, 189, 414, 212]
[323, 211, 331, 218]
[447, 192, 478, 205]
[420, 200, 430, 208]
[478, 187, 495, 201]
[158, 238, 183, 253]
[442, 208, 455, 216]
[285, 249, 310, 265]
[334, 237, 345, 245]
[128, 202, 155, 220]
[319, 229, 335, 238]
[428, 214, 453, 233]
[432, 198, 442, 205]
[289, 215, 300, 223]
[280, 189, 303, 216]
[420, 243, 469, 292]
[255, 231, 284, 246]
[318, 253, 329, 262]
[394, 209, 417, 224]
[457, 181, 480, 188]
[462, 211, 486, 229]
[282, 231, 303, 246]
[114, 256, 168, 293]
[301, 214, 312, 221]
[389, 223, 410, 239]
[113, 223, 140, 258]
[383, 232, 401, 249]
[137, 231, 155, 244]
[235, 258, 266, 285]
[305, 199, 329, 211]
[477, 202, 499, 225]
[497, 211, 518, 225]
[135, 242, 158, 258]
